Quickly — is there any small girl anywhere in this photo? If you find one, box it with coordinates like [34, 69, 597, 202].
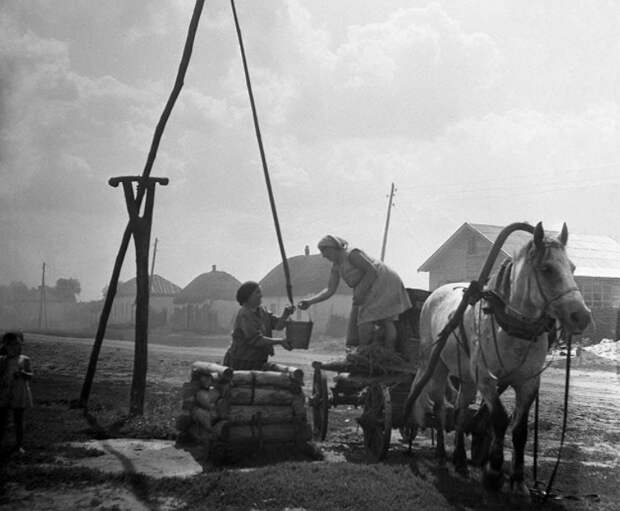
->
[0, 332, 33, 454]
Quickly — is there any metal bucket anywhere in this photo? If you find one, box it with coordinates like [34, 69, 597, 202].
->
[286, 312, 313, 349]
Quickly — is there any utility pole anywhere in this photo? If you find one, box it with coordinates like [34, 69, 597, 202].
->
[380, 182, 396, 262]
[38, 262, 47, 329]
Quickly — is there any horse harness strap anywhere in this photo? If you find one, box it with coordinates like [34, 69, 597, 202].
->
[482, 289, 555, 340]
[482, 259, 555, 341]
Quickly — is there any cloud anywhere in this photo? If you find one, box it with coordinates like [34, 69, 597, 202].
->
[275, 2, 502, 140]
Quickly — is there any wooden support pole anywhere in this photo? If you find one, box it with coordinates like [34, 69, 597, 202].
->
[76, 0, 205, 409]
[111, 176, 168, 416]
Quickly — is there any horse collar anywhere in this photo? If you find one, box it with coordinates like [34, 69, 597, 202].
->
[484, 259, 555, 340]
[483, 291, 555, 340]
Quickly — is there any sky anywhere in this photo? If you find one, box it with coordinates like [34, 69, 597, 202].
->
[2, 0, 620, 302]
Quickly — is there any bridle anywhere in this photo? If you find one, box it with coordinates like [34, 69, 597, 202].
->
[483, 242, 579, 341]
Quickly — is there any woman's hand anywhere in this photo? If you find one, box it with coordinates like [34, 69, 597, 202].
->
[298, 300, 311, 310]
[281, 340, 293, 351]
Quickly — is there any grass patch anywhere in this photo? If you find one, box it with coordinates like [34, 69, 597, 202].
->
[3, 462, 451, 511]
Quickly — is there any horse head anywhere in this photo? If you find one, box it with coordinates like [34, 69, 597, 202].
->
[510, 222, 591, 335]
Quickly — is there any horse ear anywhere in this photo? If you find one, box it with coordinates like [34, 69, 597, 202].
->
[558, 223, 568, 246]
[533, 222, 544, 249]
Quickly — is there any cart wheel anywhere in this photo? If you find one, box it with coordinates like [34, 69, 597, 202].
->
[310, 367, 329, 441]
[360, 383, 392, 462]
[398, 426, 418, 444]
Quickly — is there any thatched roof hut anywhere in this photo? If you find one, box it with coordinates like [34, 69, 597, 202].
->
[117, 274, 181, 297]
[175, 266, 241, 305]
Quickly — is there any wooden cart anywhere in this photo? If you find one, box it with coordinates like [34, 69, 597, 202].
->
[310, 361, 417, 461]
[308, 288, 430, 462]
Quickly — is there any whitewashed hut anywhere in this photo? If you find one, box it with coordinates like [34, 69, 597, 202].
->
[172, 266, 241, 334]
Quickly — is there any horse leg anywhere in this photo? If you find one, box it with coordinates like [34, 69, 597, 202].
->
[428, 361, 450, 465]
[452, 380, 476, 476]
[479, 379, 509, 491]
[509, 380, 539, 499]
[469, 403, 491, 467]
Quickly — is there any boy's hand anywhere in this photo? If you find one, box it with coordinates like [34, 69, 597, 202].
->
[283, 305, 295, 317]
[282, 340, 294, 351]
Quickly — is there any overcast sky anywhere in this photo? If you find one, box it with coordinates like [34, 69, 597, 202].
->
[2, 0, 620, 301]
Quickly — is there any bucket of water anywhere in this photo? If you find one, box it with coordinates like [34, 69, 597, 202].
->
[286, 311, 313, 349]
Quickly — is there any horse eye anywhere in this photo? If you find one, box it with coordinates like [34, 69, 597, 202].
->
[540, 264, 553, 275]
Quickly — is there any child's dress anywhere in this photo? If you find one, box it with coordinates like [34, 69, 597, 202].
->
[0, 355, 33, 409]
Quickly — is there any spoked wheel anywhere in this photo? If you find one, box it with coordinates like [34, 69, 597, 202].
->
[310, 367, 329, 441]
[360, 383, 392, 462]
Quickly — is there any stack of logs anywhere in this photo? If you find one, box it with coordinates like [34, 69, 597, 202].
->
[177, 361, 311, 456]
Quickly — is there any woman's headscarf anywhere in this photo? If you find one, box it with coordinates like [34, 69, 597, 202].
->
[317, 235, 348, 251]
[236, 281, 260, 305]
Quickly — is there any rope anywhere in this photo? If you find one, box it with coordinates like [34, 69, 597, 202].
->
[230, 0, 294, 305]
[533, 390, 540, 485]
[542, 334, 573, 503]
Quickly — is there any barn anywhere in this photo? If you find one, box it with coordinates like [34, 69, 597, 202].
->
[260, 246, 353, 338]
[418, 223, 620, 342]
[110, 274, 181, 328]
[171, 266, 241, 334]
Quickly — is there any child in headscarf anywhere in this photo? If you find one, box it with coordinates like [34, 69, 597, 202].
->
[299, 235, 411, 350]
[223, 282, 295, 370]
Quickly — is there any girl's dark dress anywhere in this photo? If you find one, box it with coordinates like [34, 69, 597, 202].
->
[224, 305, 283, 370]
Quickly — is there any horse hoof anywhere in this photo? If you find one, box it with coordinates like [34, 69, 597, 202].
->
[483, 466, 504, 491]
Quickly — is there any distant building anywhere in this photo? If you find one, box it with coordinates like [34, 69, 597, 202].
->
[172, 266, 241, 334]
[418, 223, 620, 342]
[110, 274, 181, 327]
[259, 246, 353, 338]
[2, 286, 70, 330]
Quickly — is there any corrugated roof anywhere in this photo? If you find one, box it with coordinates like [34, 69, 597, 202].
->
[419, 223, 620, 279]
[260, 253, 352, 297]
[117, 274, 181, 297]
[174, 270, 241, 304]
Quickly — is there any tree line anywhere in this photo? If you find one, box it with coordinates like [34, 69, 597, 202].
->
[0, 278, 82, 304]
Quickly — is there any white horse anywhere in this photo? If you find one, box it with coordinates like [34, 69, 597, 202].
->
[407, 222, 591, 496]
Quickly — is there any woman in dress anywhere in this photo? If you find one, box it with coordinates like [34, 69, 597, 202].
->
[224, 281, 294, 370]
[298, 235, 411, 350]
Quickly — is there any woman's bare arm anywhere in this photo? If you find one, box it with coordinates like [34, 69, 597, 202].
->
[299, 265, 340, 308]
